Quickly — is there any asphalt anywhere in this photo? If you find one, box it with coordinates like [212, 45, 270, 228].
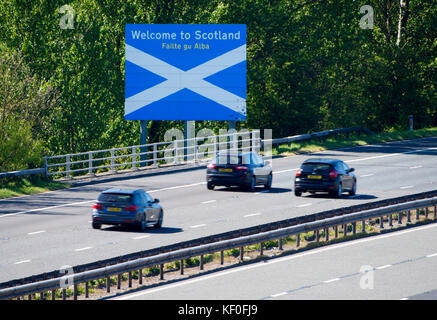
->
[1, 136, 437, 283]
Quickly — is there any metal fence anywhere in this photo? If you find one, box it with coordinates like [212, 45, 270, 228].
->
[0, 126, 372, 180]
[1, 195, 435, 300]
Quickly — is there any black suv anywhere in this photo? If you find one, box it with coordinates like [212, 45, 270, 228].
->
[294, 159, 356, 197]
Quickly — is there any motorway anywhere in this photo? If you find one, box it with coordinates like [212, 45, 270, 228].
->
[1, 137, 437, 284]
[115, 222, 437, 300]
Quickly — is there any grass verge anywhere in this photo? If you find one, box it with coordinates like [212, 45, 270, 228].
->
[0, 176, 70, 200]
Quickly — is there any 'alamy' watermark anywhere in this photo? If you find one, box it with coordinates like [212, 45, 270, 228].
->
[359, 265, 374, 290]
[58, 4, 75, 30]
[359, 5, 374, 29]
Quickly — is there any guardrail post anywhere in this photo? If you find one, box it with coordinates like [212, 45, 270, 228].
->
[316, 230, 320, 242]
[240, 247, 244, 261]
[335, 226, 338, 238]
[85, 282, 89, 298]
[398, 212, 403, 225]
[279, 238, 283, 250]
[160, 264, 164, 280]
[325, 228, 329, 241]
[434, 206, 437, 219]
[40, 291, 44, 300]
[389, 214, 393, 227]
[66, 155, 71, 178]
[73, 284, 78, 300]
[380, 216, 384, 229]
[425, 207, 429, 219]
[260, 242, 264, 256]
[407, 210, 411, 223]
[220, 251, 224, 265]
[362, 220, 366, 233]
[62, 288, 66, 300]
[128, 271, 132, 288]
[88, 152, 93, 175]
[106, 276, 110, 293]
[200, 255, 204, 270]
[180, 259, 184, 275]
[352, 222, 356, 235]
[132, 147, 138, 170]
[43, 157, 48, 177]
[139, 269, 143, 285]
[110, 149, 115, 173]
[153, 144, 158, 166]
[296, 234, 300, 247]
[51, 290, 56, 300]
[117, 274, 121, 289]
[343, 224, 347, 237]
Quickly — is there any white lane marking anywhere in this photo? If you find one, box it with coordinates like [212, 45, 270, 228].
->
[74, 247, 93, 252]
[323, 278, 340, 283]
[376, 264, 392, 270]
[400, 185, 414, 189]
[400, 297, 409, 300]
[149, 182, 206, 193]
[410, 165, 423, 169]
[115, 223, 437, 300]
[426, 253, 437, 258]
[190, 224, 207, 229]
[360, 174, 374, 178]
[273, 168, 298, 174]
[27, 230, 46, 235]
[296, 203, 312, 208]
[244, 213, 262, 218]
[345, 146, 437, 164]
[0, 200, 95, 218]
[132, 235, 150, 240]
[271, 292, 287, 298]
[14, 260, 31, 265]
[201, 200, 216, 204]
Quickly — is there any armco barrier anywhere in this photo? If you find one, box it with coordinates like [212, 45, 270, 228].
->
[1, 189, 436, 300]
[0, 127, 372, 180]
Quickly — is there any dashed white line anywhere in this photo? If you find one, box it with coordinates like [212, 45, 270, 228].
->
[190, 224, 207, 229]
[132, 235, 150, 240]
[323, 278, 340, 283]
[14, 260, 31, 265]
[244, 213, 262, 218]
[376, 264, 392, 270]
[74, 247, 93, 252]
[201, 200, 216, 204]
[409, 165, 423, 169]
[27, 230, 46, 235]
[0, 200, 95, 218]
[271, 292, 287, 298]
[400, 185, 414, 189]
[360, 174, 374, 178]
[296, 203, 312, 208]
[426, 253, 437, 258]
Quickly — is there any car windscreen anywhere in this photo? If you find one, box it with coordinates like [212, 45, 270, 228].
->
[301, 163, 332, 172]
[97, 193, 133, 203]
[213, 155, 242, 165]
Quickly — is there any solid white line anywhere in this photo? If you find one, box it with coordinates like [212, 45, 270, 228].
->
[323, 278, 340, 283]
[201, 200, 216, 204]
[27, 230, 46, 235]
[14, 260, 31, 265]
[376, 264, 392, 270]
[426, 253, 437, 258]
[190, 224, 207, 229]
[400, 186, 414, 189]
[244, 213, 262, 218]
[0, 200, 95, 218]
[74, 247, 93, 252]
[114, 223, 437, 300]
[271, 292, 287, 298]
[296, 203, 312, 208]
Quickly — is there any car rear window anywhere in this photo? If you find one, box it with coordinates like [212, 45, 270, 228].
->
[301, 163, 332, 172]
[98, 193, 133, 203]
[213, 155, 242, 165]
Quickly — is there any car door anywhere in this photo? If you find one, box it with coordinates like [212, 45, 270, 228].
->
[143, 191, 160, 222]
[251, 153, 265, 182]
[342, 162, 354, 190]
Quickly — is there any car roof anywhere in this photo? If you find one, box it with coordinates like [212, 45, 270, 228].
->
[302, 158, 342, 165]
[101, 188, 140, 195]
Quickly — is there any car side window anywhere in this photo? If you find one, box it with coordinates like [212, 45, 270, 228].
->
[144, 192, 153, 203]
[256, 154, 264, 166]
[342, 162, 350, 172]
[335, 162, 344, 173]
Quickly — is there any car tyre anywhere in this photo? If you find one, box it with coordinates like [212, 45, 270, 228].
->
[139, 214, 146, 232]
[154, 211, 163, 228]
[349, 180, 357, 196]
[92, 222, 101, 230]
[248, 176, 256, 191]
[207, 182, 215, 190]
[264, 174, 272, 190]
[336, 183, 343, 198]
[294, 190, 302, 197]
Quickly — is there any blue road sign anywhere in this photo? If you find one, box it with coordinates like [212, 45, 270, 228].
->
[124, 24, 246, 121]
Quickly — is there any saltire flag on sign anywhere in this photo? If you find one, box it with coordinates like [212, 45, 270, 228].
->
[124, 24, 246, 121]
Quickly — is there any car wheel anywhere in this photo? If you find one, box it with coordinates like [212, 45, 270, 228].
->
[154, 211, 163, 228]
[92, 222, 101, 230]
[207, 182, 215, 190]
[336, 183, 343, 198]
[294, 190, 302, 197]
[264, 174, 272, 189]
[249, 176, 256, 191]
[139, 214, 146, 232]
[349, 180, 357, 196]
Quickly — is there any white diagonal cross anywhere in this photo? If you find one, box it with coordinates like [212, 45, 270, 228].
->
[125, 44, 246, 116]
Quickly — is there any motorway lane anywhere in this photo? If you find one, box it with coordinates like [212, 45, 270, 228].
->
[1, 137, 437, 282]
[114, 223, 437, 300]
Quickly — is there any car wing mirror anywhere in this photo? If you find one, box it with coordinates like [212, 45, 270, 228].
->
[153, 198, 160, 204]
[348, 168, 355, 173]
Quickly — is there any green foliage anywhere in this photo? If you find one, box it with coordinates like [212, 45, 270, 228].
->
[0, 0, 435, 163]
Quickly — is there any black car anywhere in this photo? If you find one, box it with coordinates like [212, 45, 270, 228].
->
[92, 188, 163, 231]
[206, 151, 273, 191]
[294, 159, 356, 197]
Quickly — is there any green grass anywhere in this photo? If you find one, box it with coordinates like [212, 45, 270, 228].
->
[271, 127, 437, 156]
[0, 176, 70, 199]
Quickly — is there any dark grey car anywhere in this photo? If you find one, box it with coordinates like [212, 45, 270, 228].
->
[294, 159, 356, 197]
[92, 188, 163, 231]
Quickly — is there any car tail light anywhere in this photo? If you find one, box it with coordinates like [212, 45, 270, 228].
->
[124, 205, 138, 212]
[329, 170, 338, 178]
[295, 169, 302, 176]
[207, 163, 217, 169]
[235, 165, 249, 171]
[92, 203, 103, 210]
